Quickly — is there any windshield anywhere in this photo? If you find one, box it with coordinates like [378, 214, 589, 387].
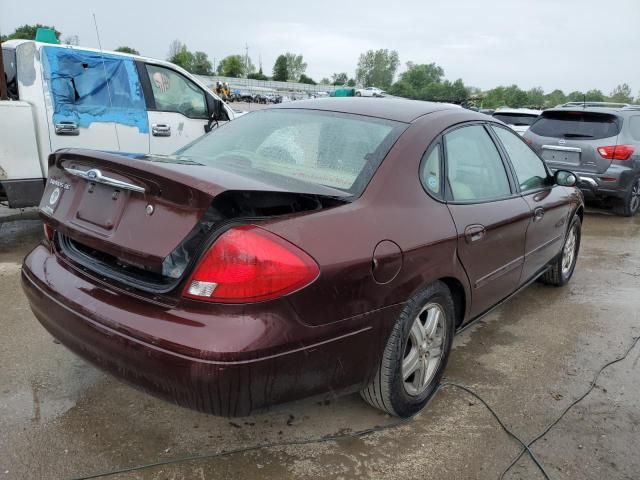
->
[492, 112, 538, 126]
[529, 111, 621, 139]
[176, 109, 406, 196]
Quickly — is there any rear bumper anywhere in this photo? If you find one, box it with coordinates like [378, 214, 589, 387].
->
[555, 167, 637, 199]
[21, 244, 398, 416]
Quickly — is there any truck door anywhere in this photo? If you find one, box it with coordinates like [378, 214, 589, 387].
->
[41, 46, 150, 155]
[140, 63, 211, 154]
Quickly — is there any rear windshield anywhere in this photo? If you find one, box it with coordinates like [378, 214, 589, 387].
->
[493, 112, 538, 126]
[2, 48, 18, 100]
[175, 109, 406, 196]
[529, 111, 621, 139]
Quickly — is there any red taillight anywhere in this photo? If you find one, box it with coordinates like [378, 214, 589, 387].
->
[183, 225, 319, 303]
[43, 224, 55, 242]
[597, 144, 635, 160]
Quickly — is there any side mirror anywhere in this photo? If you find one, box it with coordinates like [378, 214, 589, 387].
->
[555, 170, 578, 187]
[204, 94, 229, 133]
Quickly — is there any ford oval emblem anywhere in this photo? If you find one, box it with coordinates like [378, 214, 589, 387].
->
[86, 169, 100, 180]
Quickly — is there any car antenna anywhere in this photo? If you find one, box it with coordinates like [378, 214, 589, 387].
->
[92, 13, 121, 150]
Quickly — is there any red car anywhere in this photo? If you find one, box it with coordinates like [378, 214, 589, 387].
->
[22, 99, 583, 417]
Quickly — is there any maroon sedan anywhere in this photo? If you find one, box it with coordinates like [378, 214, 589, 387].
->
[22, 99, 583, 417]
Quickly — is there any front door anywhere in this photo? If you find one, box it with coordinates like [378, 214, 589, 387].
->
[443, 124, 531, 317]
[142, 63, 210, 154]
[490, 125, 573, 281]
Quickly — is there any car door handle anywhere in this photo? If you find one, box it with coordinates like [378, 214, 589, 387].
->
[54, 122, 79, 136]
[464, 224, 486, 243]
[533, 207, 545, 222]
[151, 124, 171, 137]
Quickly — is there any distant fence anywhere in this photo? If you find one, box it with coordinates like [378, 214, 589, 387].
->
[196, 75, 340, 98]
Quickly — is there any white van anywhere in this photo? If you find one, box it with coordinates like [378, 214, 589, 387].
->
[1, 40, 234, 208]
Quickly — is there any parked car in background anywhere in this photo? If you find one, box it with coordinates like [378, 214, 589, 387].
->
[24, 98, 583, 418]
[0, 40, 232, 209]
[492, 108, 541, 136]
[524, 102, 640, 216]
[356, 86, 386, 97]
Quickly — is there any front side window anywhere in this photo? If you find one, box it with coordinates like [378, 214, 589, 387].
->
[2, 48, 18, 100]
[146, 64, 207, 119]
[444, 125, 511, 201]
[492, 126, 549, 192]
[175, 109, 405, 196]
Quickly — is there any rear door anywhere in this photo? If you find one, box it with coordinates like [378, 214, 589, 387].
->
[140, 63, 210, 154]
[443, 124, 531, 317]
[526, 110, 621, 174]
[491, 125, 572, 280]
[41, 46, 149, 155]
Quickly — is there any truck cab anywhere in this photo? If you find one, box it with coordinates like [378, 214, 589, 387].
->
[1, 40, 234, 208]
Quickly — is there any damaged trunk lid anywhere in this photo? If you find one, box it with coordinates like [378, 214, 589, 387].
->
[41, 149, 349, 293]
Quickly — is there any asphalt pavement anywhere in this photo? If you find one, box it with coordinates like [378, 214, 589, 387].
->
[0, 207, 638, 480]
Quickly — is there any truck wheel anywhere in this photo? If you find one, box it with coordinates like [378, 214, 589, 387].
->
[613, 178, 640, 217]
[360, 281, 455, 417]
[542, 215, 581, 286]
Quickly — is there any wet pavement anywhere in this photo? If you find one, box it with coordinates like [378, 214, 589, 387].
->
[0, 207, 638, 480]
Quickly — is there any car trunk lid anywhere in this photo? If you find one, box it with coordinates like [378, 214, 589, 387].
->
[41, 149, 348, 292]
[527, 110, 622, 174]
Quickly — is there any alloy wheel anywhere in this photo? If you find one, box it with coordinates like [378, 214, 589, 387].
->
[402, 303, 445, 396]
[630, 180, 640, 214]
[561, 225, 578, 276]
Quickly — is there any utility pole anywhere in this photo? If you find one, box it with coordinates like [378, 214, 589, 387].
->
[0, 39, 8, 100]
[244, 43, 249, 78]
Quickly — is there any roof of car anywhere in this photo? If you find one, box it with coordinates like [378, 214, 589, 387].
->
[271, 97, 462, 123]
[493, 107, 542, 116]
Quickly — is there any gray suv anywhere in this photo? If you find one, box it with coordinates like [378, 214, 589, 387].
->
[524, 102, 640, 216]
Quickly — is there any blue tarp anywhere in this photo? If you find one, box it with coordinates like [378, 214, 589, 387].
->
[42, 47, 149, 133]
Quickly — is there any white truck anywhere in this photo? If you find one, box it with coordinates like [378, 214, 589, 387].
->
[0, 40, 235, 208]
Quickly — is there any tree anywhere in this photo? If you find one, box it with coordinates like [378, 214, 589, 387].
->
[284, 53, 307, 80]
[585, 89, 605, 102]
[1, 24, 60, 42]
[168, 41, 194, 71]
[320, 78, 331, 85]
[115, 46, 139, 55]
[527, 87, 545, 107]
[191, 51, 213, 75]
[331, 72, 348, 86]
[299, 74, 316, 85]
[395, 62, 444, 93]
[609, 83, 633, 103]
[567, 91, 585, 102]
[217, 55, 245, 77]
[247, 68, 268, 80]
[272, 55, 288, 81]
[544, 89, 567, 107]
[355, 49, 400, 89]
[347, 78, 356, 87]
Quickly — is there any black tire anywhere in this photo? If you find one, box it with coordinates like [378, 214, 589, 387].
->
[542, 215, 581, 286]
[613, 178, 640, 217]
[360, 281, 455, 417]
[356, 91, 361, 97]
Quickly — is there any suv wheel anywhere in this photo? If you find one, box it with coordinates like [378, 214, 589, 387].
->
[614, 178, 640, 217]
[360, 281, 455, 417]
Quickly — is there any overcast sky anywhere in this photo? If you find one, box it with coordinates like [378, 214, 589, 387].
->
[1, 0, 638, 94]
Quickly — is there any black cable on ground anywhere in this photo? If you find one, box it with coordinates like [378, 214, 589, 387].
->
[499, 335, 640, 480]
[69, 381, 544, 480]
[69, 336, 640, 480]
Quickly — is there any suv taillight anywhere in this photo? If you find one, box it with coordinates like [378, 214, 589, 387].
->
[597, 144, 635, 160]
[183, 225, 319, 303]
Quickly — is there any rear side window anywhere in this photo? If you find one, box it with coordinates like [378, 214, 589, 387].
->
[629, 116, 640, 141]
[420, 143, 442, 198]
[492, 126, 548, 192]
[493, 113, 538, 126]
[529, 111, 621, 140]
[2, 48, 18, 100]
